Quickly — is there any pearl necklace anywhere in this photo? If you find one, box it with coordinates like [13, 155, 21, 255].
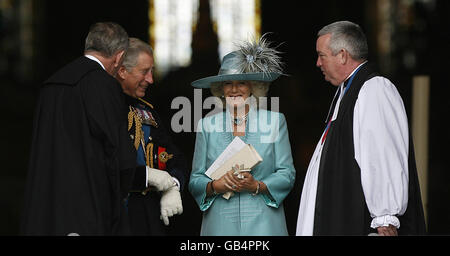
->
[233, 112, 249, 126]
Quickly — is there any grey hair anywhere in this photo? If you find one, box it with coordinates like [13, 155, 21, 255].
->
[317, 21, 368, 60]
[84, 22, 129, 57]
[121, 37, 154, 71]
[210, 81, 270, 108]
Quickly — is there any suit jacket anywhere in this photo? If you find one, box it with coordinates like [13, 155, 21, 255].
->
[125, 96, 188, 235]
[21, 56, 136, 235]
[125, 96, 188, 192]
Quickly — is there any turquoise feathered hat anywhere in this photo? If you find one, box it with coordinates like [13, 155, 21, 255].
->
[191, 34, 284, 88]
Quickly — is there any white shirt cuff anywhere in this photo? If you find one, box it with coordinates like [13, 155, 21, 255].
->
[145, 166, 150, 188]
[370, 215, 400, 229]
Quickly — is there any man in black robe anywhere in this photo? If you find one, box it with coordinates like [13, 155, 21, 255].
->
[296, 21, 426, 236]
[21, 22, 136, 235]
[115, 38, 188, 235]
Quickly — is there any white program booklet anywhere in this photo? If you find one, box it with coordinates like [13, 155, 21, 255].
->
[205, 136, 263, 199]
[205, 136, 247, 178]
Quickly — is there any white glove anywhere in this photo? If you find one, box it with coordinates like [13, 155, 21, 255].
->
[146, 167, 175, 191]
[160, 185, 183, 226]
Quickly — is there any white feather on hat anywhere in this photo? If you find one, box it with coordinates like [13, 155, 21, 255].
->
[234, 33, 284, 75]
[191, 33, 285, 88]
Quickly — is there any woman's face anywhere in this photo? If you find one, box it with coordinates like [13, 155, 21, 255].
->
[222, 81, 252, 108]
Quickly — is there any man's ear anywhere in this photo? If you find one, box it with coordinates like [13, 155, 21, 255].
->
[117, 66, 127, 80]
[114, 50, 125, 68]
[340, 49, 349, 65]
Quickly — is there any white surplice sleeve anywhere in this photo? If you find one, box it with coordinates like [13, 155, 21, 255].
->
[353, 76, 409, 229]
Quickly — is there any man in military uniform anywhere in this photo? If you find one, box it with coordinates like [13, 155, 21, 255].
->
[116, 38, 188, 235]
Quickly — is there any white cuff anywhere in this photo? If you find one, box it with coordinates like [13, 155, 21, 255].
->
[370, 215, 400, 229]
[145, 166, 150, 188]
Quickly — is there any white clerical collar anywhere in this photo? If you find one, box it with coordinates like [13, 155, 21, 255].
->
[84, 54, 105, 70]
[339, 61, 368, 89]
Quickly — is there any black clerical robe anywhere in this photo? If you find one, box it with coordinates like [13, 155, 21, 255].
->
[21, 56, 136, 235]
[313, 63, 426, 235]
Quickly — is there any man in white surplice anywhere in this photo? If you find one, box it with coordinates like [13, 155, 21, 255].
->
[296, 21, 425, 236]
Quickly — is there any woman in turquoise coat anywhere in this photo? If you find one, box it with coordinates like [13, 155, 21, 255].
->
[188, 35, 296, 236]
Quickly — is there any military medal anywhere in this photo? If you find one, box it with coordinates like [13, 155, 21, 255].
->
[158, 151, 173, 163]
[135, 105, 158, 127]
